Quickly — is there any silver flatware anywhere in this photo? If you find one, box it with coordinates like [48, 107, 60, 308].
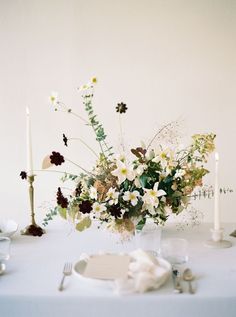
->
[58, 262, 72, 291]
[0, 262, 6, 275]
[172, 269, 183, 293]
[183, 268, 195, 294]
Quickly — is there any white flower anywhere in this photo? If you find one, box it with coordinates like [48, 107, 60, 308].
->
[135, 164, 147, 176]
[111, 160, 135, 184]
[105, 187, 119, 205]
[123, 190, 140, 206]
[134, 177, 142, 188]
[142, 182, 166, 211]
[78, 84, 89, 91]
[49, 92, 58, 105]
[92, 202, 107, 217]
[152, 148, 174, 168]
[174, 169, 186, 179]
[113, 153, 126, 163]
[89, 186, 98, 200]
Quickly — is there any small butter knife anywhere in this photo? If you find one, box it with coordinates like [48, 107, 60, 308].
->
[172, 269, 183, 293]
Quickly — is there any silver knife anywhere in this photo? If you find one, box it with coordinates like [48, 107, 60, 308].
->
[172, 269, 183, 293]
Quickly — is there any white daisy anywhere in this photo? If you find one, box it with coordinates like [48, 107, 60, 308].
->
[92, 202, 107, 218]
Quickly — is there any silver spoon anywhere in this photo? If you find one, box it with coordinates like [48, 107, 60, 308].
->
[0, 262, 6, 275]
[183, 268, 195, 294]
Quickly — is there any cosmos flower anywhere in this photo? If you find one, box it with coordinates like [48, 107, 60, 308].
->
[50, 151, 65, 166]
[116, 102, 128, 114]
[63, 134, 68, 147]
[79, 200, 93, 214]
[20, 171, 27, 180]
[108, 204, 123, 219]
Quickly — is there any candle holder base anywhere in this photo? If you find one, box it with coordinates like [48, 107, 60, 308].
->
[204, 239, 232, 249]
[230, 230, 236, 238]
[204, 228, 232, 249]
[21, 224, 45, 237]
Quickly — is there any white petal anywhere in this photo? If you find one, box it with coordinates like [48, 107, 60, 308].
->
[157, 189, 166, 197]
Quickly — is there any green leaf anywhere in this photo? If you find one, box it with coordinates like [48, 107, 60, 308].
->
[136, 218, 146, 231]
[76, 217, 92, 232]
[58, 206, 67, 219]
[172, 191, 183, 198]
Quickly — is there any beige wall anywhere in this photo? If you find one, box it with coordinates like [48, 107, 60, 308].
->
[0, 0, 235, 226]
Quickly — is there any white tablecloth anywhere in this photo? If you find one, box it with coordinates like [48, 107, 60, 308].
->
[1, 221, 236, 317]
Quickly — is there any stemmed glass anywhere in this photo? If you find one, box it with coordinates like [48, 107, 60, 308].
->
[161, 238, 189, 266]
[0, 237, 11, 273]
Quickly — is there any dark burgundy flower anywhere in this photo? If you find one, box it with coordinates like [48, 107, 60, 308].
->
[79, 200, 92, 214]
[57, 187, 68, 208]
[108, 204, 122, 219]
[27, 224, 45, 237]
[75, 183, 82, 197]
[20, 171, 27, 180]
[63, 134, 68, 147]
[116, 102, 128, 114]
[50, 151, 65, 166]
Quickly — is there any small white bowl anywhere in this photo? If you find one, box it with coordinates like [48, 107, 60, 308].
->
[0, 219, 18, 237]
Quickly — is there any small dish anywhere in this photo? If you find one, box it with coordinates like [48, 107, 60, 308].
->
[0, 219, 18, 237]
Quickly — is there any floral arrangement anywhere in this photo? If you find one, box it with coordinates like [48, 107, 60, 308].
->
[39, 78, 215, 235]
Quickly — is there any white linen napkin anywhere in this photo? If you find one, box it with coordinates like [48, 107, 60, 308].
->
[79, 249, 170, 294]
[114, 249, 169, 294]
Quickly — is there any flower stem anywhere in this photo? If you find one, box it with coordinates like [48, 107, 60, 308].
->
[119, 113, 125, 152]
[65, 157, 96, 177]
[69, 138, 99, 158]
[147, 121, 176, 151]
[34, 169, 69, 174]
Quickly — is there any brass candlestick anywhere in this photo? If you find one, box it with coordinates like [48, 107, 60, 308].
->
[230, 230, 236, 238]
[21, 175, 45, 237]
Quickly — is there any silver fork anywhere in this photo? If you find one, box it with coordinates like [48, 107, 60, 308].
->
[58, 262, 72, 291]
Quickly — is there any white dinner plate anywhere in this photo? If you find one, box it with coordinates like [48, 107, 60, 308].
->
[73, 253, 171, 289]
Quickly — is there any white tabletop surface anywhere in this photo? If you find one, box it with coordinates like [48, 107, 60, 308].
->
[1, 220, 236, 317]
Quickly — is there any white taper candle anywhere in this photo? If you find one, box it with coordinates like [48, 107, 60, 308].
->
[214, 152, 220, 230]
[26, 107, 34, 176]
